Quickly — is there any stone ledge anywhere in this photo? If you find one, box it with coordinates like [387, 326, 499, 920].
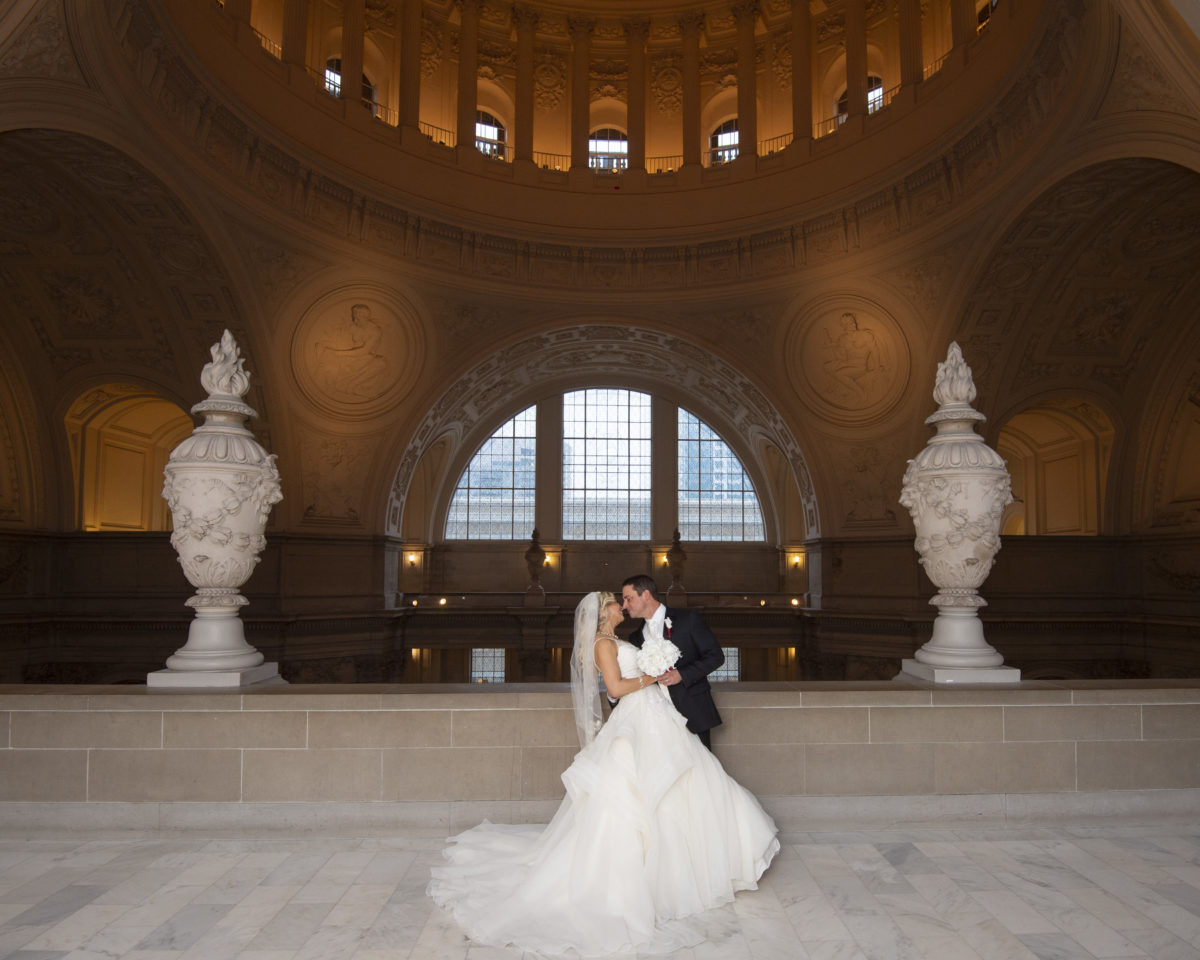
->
[1, 789, 1197, 839]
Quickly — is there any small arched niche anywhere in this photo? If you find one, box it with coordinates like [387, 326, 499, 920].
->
[996, 399, 1115, 535]
[64, 385, 193, 531]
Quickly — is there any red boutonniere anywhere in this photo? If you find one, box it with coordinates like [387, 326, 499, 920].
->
[664, 616, 673, 639]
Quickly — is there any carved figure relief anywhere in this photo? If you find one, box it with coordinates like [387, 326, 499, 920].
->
[301, 436, 366, 523]
[292, 290, 424, 420]
[841, 444, 898, 525]
[788, 300, 909, 425]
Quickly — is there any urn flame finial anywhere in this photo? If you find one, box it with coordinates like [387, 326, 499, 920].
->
[200, 329, 251, 400]
[932, 341, 976, 407]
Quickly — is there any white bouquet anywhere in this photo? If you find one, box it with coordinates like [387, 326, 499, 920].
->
[637, 635, 681, 677]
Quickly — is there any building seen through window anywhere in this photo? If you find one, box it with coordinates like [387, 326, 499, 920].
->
[475, 110, 506, 160]
[445, 391, 763, 543]
[562, 389, 651, 540]
[446, 406, 535, 538]
[678, 410, 764, 541]
[837, 76, 885, 117]
[588, 128, 628, 171]
[709, 119, 738, 165]
[323, 57, 375, 107]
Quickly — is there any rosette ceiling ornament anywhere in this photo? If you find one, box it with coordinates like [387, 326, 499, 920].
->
[898, 343, 1020, 684]
[149, 331, 284, 687]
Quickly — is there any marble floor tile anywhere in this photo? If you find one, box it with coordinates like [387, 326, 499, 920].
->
[2, 824, 1200, 959]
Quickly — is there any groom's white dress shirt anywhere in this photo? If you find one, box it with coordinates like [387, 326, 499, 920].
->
[645, 603, 667, 642]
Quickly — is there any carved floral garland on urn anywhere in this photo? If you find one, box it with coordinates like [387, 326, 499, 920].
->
[160, 330, 282, 672]
[899, 342, 1016, 675]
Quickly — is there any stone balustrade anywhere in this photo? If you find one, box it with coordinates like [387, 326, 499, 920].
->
[2, 680, 1198, 837]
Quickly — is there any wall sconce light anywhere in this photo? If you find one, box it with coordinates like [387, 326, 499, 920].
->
[791, 554, 802, 568]
[411, 647, 419, 658]
[759, 599, 766, 607]
[438, 597, 447, 606]
[790, 597, 799, 607]
[543, 556, 552, 567]
[408, 553, 418, 566]
[411, 599, 418, 607]
[660, 554, 669, 567]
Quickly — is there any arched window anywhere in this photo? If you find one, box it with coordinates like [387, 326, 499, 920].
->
[837, 76, 885, 117]
[563, 389, 651, 539]
[475, 110, 507, 160]
[442, 391, 766, 543]
[445, 405, 536, 539]
[324, 57, 376, 108]
[588, 128, 628, 171]
[678, 409, 764, 541]
[709, 119, 738, 166]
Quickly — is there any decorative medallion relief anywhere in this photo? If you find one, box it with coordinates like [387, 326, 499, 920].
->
[420, 17, 443, 78]
[534, 51, 566, 111]
[291, 288, 424, 420]
[787, 297, 910, 426]
[651, 56, 682, 115]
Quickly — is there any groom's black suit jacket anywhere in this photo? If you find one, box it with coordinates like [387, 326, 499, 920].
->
[629, 605, 724, 735]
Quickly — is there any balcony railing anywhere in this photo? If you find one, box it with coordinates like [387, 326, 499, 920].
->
[420, 122, 455, 148]
[535, 151, 570, 171]
[475, 135, 508, 161]
[647, 155, 682, 173]
[813, 114, 845, 140]
[252, 27, 281, 60]
[758, 132, 793, 156]
[924, 51, 951, 79]
[369, 101, 398, 126]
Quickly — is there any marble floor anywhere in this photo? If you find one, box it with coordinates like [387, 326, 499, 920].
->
[1, 822, 1200, 960]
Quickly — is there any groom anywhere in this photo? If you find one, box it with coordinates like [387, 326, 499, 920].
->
[620, 574, 724, 749]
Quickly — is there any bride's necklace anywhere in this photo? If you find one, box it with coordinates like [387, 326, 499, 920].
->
[597, 631, 619, 641]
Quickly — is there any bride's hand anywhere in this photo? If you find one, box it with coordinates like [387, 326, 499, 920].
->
[656, 667, 682, 686]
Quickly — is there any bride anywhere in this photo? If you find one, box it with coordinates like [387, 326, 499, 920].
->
[427, 591, 780, 957]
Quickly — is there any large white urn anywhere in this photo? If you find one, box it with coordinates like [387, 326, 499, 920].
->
[151, 330, 283, 685]
[898, 342, 1019, 682]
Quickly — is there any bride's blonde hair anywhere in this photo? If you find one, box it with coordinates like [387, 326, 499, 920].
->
[595, 591, 616, 631]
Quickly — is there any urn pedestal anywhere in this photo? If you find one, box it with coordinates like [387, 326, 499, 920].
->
[148, 331, 284, 688]
[898, 343, 1020, 684]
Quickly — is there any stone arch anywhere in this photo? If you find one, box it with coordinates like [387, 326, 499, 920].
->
[952, 157, 1200, 535]
[63, 384, 192, 531]
[385, 324, 819, 543]
[996, 399, 1115, 536]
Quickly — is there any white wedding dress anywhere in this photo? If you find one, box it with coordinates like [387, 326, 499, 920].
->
[427, 639, 780, 957]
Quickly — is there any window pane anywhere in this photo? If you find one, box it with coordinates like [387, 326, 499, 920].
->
[562, 389, 651, 540]
[471, 648, 505, 683]
[676, 408, 765, 541]
[710, 647, 740, 682]
[445, 406, 536, 539]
